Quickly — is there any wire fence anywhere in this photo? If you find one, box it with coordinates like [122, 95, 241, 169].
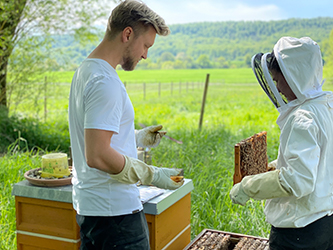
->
[8, 77, 333, 123]
[124, 81, 211, 99]
[8, 79, 223, 122]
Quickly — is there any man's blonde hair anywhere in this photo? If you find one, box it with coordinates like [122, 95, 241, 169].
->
[105, 0, 170, 40]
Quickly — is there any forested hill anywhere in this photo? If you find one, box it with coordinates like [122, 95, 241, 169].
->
[170, 18, 332, 40]
[56, 17, 333, 70]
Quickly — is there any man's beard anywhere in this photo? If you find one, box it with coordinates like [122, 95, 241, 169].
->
[122, 47, 136, 71]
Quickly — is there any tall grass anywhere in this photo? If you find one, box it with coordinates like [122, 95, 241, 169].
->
[0, 146, 42, 250]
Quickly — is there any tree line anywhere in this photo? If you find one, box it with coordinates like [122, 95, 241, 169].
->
[50, 17, 333, 71]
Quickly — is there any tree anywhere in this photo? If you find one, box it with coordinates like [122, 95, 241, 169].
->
[244, 54, 252, 68]
[216, 56, 229, 69]
[196, 54, 212, 69]
[0, 0, 112, 114]
[136, 58, 152, 69]
[158, 51, 175, 63]
[161, 61, 174, 70]
[0, 0, 26, 110]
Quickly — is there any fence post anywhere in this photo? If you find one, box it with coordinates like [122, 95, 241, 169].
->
[44, 76, 47, 122]
[143, 82, 146, 100]
[198, 74, 210, 130]
[159, 82, 161, 97]
[171, 82, 173, 96]
[179, 81, 181, 95]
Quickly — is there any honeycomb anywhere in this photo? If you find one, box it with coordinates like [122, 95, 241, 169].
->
[186, 230, 269, 250]
[234, 131, 268, 184]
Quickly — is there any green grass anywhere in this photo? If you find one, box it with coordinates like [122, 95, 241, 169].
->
[43, 66, 333, 84]
[46, 68, 257, 84]
[1, 68, 333, 249]
[0, 150, 42, 250]
[119, 68, 257, 84]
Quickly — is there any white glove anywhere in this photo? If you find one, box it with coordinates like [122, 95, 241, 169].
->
[150, 166, 184, 190]
[135, 125, 166, 148]
[229, 183, 250, 206]
[109, 155, 184, 190]
[268, 159, 277, 171]
[230, 170, 291, 206]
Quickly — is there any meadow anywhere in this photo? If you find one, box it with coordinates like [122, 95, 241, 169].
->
[48, 68, 257, 84]
[1, 68, 333, 249]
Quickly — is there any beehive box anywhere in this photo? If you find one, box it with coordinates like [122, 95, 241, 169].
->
[183, 229, 269, 250]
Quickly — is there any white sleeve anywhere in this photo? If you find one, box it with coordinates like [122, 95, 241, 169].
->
[84, 76, 123, 133]
[278, 110, 320, 198]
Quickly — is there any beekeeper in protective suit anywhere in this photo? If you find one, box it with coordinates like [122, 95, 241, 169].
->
[230, 37, 333, 250]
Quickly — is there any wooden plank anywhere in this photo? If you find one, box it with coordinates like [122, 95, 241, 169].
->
[145, 194, 191, 250]
[155, 193, 191, 249]
[145, 213, 156, 249]
[17, 233, 80, 250]
[163, 225, 191, 250]
[15, 196, 80, 239]
[233, 144, 242, 185]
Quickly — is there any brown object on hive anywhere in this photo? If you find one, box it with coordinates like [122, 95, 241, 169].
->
[248, 239, 261, 250]
[170, 176, 184, 182]
[184, 229, 269, 250]
[233, 131, 268, 185]
[187, 231, 231, 250]
[242, 238, 255, 249]
[219, 234, 231, 250]
[257, 240, 270, 250]
[234, 237, 269, 250]
[233, 237, 247, 249]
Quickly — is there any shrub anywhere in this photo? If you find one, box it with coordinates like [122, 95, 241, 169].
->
[0, 108, 70, 154]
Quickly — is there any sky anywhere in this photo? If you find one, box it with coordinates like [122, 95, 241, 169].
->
[107, 0, 333, 25]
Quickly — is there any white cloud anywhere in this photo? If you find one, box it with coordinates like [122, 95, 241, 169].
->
[143, 0, 286, 24]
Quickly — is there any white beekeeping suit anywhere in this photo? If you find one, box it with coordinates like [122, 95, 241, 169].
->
[256, 37, 333, 227]
[263, 37, 333, 228]
[230, 37, 333, 228]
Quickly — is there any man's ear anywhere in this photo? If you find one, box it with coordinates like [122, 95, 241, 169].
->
[122, 27, 133, 43]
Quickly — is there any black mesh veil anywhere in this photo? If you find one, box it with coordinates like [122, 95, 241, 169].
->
[251, 52, 287, 109]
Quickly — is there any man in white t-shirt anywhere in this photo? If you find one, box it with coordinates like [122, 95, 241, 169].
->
[68, 1, 184, 249]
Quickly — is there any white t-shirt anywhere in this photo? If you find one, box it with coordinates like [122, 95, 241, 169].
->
[68, 58, 142, 216]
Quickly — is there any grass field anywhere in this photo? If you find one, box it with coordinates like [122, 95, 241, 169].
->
[1, 68, 333, 249]
[46, 68, 257, 84]
[46, 66, 333, 84]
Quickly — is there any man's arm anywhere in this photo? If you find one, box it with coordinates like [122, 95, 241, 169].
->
[85, 128, 184, 190]
[84, 128, 124, 174]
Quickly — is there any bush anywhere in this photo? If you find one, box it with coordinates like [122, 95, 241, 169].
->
[0, 108, 70, 154]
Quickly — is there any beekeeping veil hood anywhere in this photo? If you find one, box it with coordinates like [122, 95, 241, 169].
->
[251, 37, 325, 115]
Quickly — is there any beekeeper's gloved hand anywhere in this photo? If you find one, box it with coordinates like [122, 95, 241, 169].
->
[135, 125, 166, 148]
[268, 159, 278, 171]
[109, 155, 184, 190]
[230, 170, 291, 206]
